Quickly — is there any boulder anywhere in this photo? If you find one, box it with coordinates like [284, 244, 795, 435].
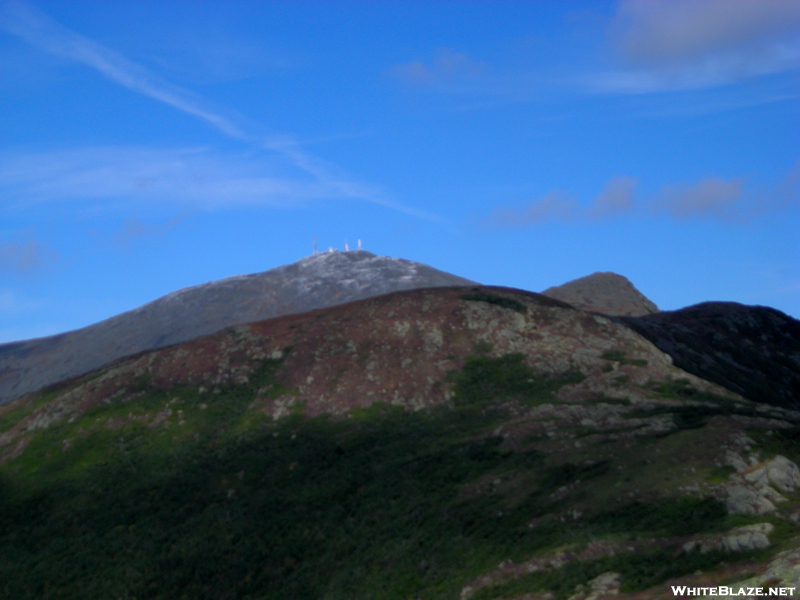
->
[766, 455, 800, 494]
[684, 523, 774, 554]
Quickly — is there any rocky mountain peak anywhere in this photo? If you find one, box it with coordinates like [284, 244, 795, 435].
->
[542, 271, 658, 317]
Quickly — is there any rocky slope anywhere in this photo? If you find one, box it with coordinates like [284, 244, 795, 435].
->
[3, 286, 800, 599]
[0, 250, 474, 406]
[542, 272, 659, 317]
[616, 302, 800, 411]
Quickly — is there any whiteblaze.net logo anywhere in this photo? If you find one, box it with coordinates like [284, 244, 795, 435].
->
[671, 586, 797, 597]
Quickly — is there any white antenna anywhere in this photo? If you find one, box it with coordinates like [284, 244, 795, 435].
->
[313, 235, 318, 255]
[344, 238, 349, 251]
[357, 239, 362, 250]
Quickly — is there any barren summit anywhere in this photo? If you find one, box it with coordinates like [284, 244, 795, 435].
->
[542, 271, 659, 317]
[0, 250, 474, 406]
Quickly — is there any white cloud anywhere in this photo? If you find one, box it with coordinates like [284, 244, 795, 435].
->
[0, 146, 361, 209]
[591, 0, 800, 93]
[0, 1, 245, 138]
[613, 0, 800, 64]
[0, 144, 446, 222]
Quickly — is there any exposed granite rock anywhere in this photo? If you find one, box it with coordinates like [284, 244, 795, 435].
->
[717, 545, 800, 599]
[723, 455, 800, 515]
[568, 572, 623, 600]
[767, 455, 800, 494]
[683, 523, 774, 554]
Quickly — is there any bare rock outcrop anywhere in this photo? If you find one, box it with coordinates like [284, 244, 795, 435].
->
[717, 545, 800, 599]
[724, 455, 800, 515]
[684, 523, 774, 554]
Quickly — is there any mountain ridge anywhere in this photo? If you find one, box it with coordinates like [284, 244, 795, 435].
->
[3, 284, 800, 599]
[0, 250, 475, 406]
[615, 301, 800, 410]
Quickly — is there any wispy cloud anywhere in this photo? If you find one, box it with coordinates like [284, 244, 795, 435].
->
[587, 176, 638, 219]
[613, 0, 800, 65]
[140, 27, 294, 85]
[0, 236, 51, 273]
[0, 1, 245, 138]
[0, 289, 44, 312]
[390, 2, 800, 104]
[482, 163, 799, 229]
[0, 146, 371, 210]
[652, 177, 745, 220]
[392, 48, 493, 93]
[484, 190, 577, 228]
[773, 157, 800, 209]
[483, 177, 637, 228]
[87, 213, 193, 249]
[0, 1, 436, 221]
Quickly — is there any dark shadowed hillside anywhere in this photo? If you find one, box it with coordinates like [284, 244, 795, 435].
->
[0, 250, 474, 406]
[615, 302, 800, 410]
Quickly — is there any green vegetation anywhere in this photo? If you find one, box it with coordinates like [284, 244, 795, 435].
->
[471, 546, 732, 600]
[0, 397, 735, 600]
[626, 386, 759, 434]
[602, 350, 648, 367]
[460, 292, 527, 314]
[447, 352, 585, 406]
[471, 497, 730, 600]
[0, 351, 778, 600]
[644, 378, 733, 402]
[0, 389, 63, 434]
[472, 340, 492, 356]
[749, 425, 800, 465]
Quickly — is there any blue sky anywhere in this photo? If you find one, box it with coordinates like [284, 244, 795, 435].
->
[0, 0, 798, 343]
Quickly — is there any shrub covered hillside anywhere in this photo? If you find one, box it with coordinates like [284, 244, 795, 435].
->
[2, 286, 800, 600]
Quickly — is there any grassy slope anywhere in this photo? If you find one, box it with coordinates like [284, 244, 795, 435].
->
[0, 352, 797, 600]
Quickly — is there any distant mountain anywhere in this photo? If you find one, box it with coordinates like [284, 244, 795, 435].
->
[4, 285, 800, 599]
[542, 272, 658, 317]
[0, 250, 474, 405]
[616, 302, 800, 410]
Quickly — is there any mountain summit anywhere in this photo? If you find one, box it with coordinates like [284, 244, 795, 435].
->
[542, 272, 658, 317]
[0, 250, 474, 405]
